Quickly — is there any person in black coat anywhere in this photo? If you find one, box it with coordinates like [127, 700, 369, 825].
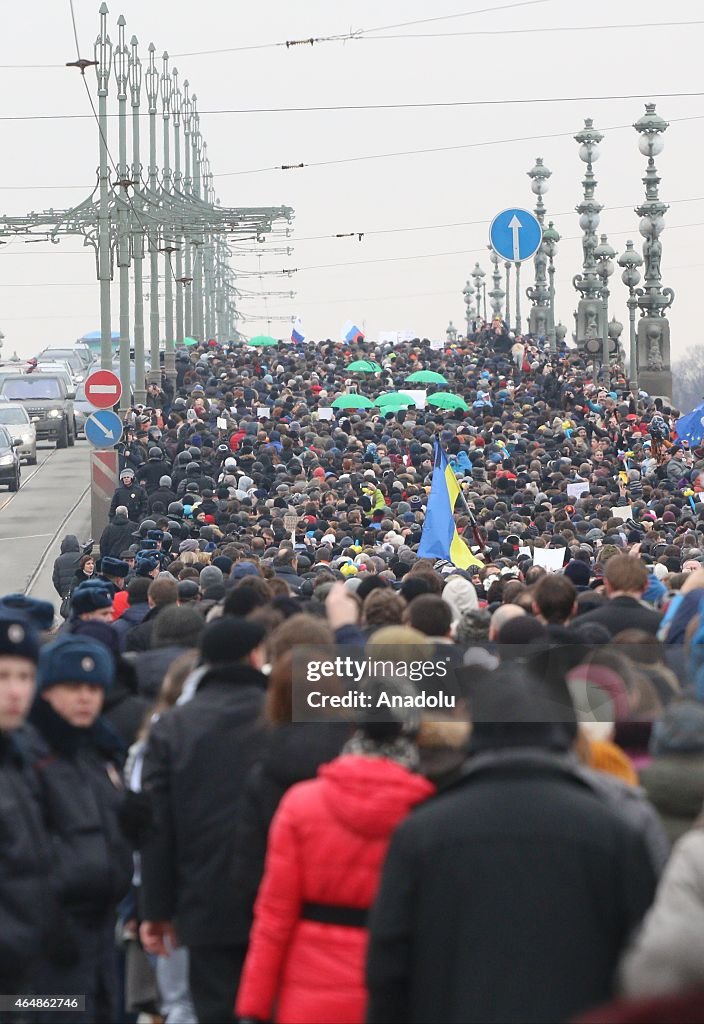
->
[99, 507, 133, 559]
[27, 635, 133, 1024]
[576, 554, 662, 637]
[148, 476, 178, 512]
[229, 683, 349, 956]
[139, 617, 269, 1024]
[366, 668, 658, 1024]
[0, 615, 52, 1000]
[137, 449, 170, 494]
[109, 468, 148, 523]
[52, 534, 82, 598]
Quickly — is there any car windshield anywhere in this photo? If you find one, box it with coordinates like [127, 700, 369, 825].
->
[0, 407, 29, 424]
[1, 377, 63, 400]
[41, 351, 81, 370]
[75, 384, 86, 401]
[0, 428, 11, 448]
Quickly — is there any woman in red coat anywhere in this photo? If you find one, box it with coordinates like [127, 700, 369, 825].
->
[235, 683, 435, 1024]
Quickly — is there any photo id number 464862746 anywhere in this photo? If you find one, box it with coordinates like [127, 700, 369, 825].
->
[0, 996, 85, 1012]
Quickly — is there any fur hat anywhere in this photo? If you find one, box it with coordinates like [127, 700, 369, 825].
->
[0, 613, 40, 662]
[37, 635, 114, 692]
[71, 580, 113, 615]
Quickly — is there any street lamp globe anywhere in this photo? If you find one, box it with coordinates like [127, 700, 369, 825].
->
[578, 142, 600, 163]
[634, 104, 668, 158]
[528, 157, 551, 196]
[618, 240, 643, 289]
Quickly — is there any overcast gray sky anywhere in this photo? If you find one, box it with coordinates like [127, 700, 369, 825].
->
[1, 0, 702, 357]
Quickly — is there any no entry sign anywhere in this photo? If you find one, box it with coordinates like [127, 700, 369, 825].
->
[84, 369, 122, 409]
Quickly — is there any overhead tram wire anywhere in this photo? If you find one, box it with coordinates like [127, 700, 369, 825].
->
[3, 112, 704, 189]
[1, 8, 700, 67]
[3, 89, 704, 121]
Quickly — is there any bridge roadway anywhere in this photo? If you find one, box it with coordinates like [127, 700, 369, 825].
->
[0, 440, 92, 611]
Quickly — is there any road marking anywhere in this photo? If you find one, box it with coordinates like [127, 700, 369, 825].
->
[0, 533, 53, 542]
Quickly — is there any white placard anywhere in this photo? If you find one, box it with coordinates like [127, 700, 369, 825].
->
[257, 406, 270, 419]
[378, 331, 399, 345]
[399, 389, 427, 409]
[610, 505, 633, 522]
[532, 547, 567, 572]
[216, 416, 228, 430]
[567, 482, 590, 499]
[317, 408, 334, 421]
[430, 338, 444, 350]
[518, 546, 532, 558]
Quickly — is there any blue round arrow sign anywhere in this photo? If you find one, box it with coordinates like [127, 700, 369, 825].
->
[85, 409, 123, 449]
[489, 208, 543, 263]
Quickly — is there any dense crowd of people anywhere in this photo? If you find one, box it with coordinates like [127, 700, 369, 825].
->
[5, 319, 704, 1022]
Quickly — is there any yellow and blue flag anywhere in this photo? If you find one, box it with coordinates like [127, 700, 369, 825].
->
[418, 442, 483, 569]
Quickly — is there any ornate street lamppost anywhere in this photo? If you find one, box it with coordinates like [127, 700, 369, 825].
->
[113, 15, 131, 412]
[471, 263, 485, 324]
[487, 248, 505, 320]
[129, 33, 147, 405]
[161, 51, 176, 381]
[618, 239, 644, 392]
[462, 280, 474, 337]
[573, 118, 605, 363]
[94, 2, 113, 370]
[526, 157, 552, 342]
[594, 233, 616, 381]
[633, 103, 674, 397]
[542, 220, 560, 353]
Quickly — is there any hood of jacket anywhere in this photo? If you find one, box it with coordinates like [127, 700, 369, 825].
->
[318, 754, 434, 839]
[60, 534, 80, 554]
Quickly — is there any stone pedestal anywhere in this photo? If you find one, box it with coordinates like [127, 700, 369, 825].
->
[637, 317, 672, 401]
[575, 297, 606, 353]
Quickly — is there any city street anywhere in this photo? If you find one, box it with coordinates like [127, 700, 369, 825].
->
[0, 440, 91, 605]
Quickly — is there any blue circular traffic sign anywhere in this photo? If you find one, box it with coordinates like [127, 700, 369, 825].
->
[85, 409, 123, 449]
[489, 208, 543, 263]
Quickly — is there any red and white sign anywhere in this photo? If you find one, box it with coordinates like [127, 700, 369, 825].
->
[84, 369, 122, 409]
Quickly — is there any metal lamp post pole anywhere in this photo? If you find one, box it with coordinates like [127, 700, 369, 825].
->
[94, 3, 113, 370]
[488, 248, 505, 319]
[191, 101, 203, 341]
[543, 220, 560, 353]
[145, 43, 161, 384]
[161, 52, 175, 382]
[618, 239, 644, 392]
[515, 262, 521, 334]
[504, 262, 511, 327]
[471, 262, 485, 325]
[182, 81, 193, 340]
[129, 34, 146, 405]
[462, 281, 474, 337]
[526, 157, 552, 344]
[594, 233, 616, 381]
[114, 15, 131, 414]
[172, 67, 184, 350]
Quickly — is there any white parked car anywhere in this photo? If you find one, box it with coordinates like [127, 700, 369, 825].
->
[0, 399, 37, 464]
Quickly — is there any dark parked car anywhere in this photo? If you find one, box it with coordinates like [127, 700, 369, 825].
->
[0, 374, 76, 448]
[0, 425, 22, 491]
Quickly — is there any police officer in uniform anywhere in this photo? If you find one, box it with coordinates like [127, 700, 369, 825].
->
[27, 635, 133, 1023]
